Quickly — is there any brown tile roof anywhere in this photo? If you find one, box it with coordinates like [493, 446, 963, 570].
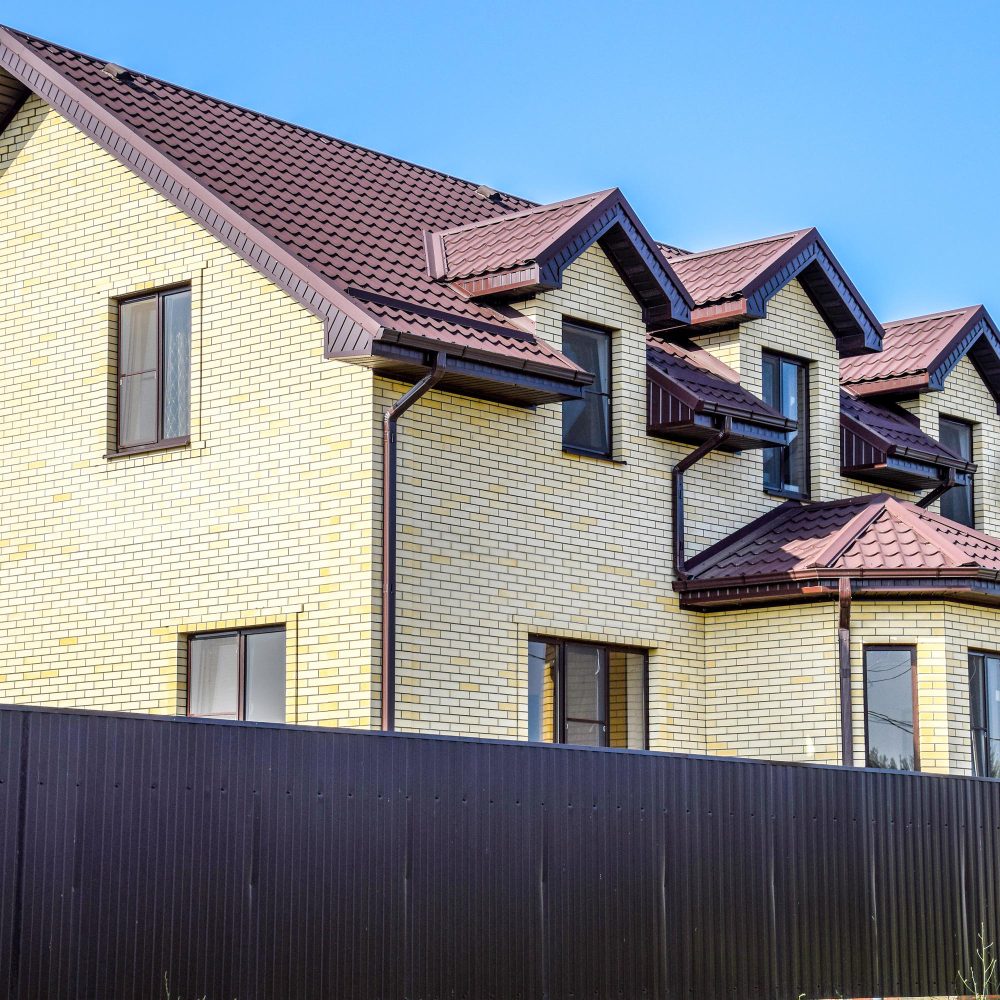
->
[426, 192, 611, 280]
[840, 305, 993, 395]
[661, 229, 883, 354]
[662, 231, 810, 305]
[0, 27, 592, 394]
[840, 389, 973, 469]
[681, 494, 1000, 597]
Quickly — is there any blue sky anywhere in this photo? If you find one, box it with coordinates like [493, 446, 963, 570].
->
[12, 1, 1000, 321]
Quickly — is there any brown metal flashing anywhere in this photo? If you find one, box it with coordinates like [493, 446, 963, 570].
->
[0, 28, 382, 350]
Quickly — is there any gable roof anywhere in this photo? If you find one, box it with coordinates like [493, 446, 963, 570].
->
[679, 493, 1000, 609]
[424, 189, 692, 330]
[840, 389, 975, 490]
[663, 228, 883, 355]
[840, 305, 1000, 406]
[0, 26, 595, 405]
[647, 339, 793, 450]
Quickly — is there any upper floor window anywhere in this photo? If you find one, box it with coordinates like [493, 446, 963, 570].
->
[561, 320, 612, 458]
[864, 645, 918, 771]
[939, 415, 975, 527]
[969, 651, 1000, 777]
[188, 626, 286, 723]
[117, 286, 191, 453]
[528, 637, 647, 749]
[762, 351, 809, 497]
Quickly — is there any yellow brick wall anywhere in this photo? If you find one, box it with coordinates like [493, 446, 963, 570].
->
[0, 96, 378, 725]
[703, 603, 842, 762]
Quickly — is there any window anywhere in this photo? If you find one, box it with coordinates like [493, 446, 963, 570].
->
[527, 637, 646, 748]
[864, 646, 918, 771]
[969, 652, 1000, 777]
[939, 416, 975, 527]
[188, 627, 285, 723]
[116, 286, 191, 453]
[561, 321, 612, 457]
[762, 351, 809, 496]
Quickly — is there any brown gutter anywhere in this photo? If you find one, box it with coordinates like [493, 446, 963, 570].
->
[381, 352, 447, 731]
[672, 418, 732, 579]
[838, 577, 853, 766]
[917, 471, 957, 508]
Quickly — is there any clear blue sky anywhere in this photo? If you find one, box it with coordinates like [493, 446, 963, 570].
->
[12, 1, 1000, 321]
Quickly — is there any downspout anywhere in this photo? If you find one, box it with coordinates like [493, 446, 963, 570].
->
[672, 418, 732, 580]
[838, 576, 853, 766]
[381, 351, 447, 731]
[917, 470, 957, 509]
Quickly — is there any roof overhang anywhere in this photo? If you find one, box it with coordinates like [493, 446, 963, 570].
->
[677, 571, 1000, 611]
[647, 360, 794, 451]
[681, 229, 883, 355]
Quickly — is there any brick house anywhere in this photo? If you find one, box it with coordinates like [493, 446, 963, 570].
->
[2, 25, 1000, 780]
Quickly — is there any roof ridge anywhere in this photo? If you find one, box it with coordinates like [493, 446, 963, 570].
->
[883, 304, 983, 328]
[810, 497, 891, 568]
[901, 498, 1000, 550]
[1, 24, 538, 212]
[883, 497, 978, 567]
[430, 190, 614, 240]
[663, 228, 813, 262]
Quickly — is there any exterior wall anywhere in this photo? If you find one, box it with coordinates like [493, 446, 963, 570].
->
[387, 243, 707, 748]
[703, 603, 841, 763]
[900, 354, 1000, 535]
[0, 97, 378, 725]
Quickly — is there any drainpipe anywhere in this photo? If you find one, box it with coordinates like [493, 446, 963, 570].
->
[381, 351, 447, 731]
[838, 576, 853, 766]
[672, 417, 732, 580]
[917, 470, 957, 509]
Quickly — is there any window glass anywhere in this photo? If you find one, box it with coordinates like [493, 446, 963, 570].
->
[608, 650, 647, 750]
[119, 297, 158, 375]
[119, 371, 158, 448]
[939, 417, 975, 527]
[189, 634, 240, 719]
[528, 639, 558, 742]
[865, 647, 917, 771]
[245, 629, 285, 723]
[762, 352, 809, 495]
[561, 322, 612, 456]
[162, 288, 192, 440]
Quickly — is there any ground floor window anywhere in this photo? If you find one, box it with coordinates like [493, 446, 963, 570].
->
[969, 651, 1000, 778]
[864, 645, 918, 771]
[188, 626, 286, 723]
[527, 637, 647, 749]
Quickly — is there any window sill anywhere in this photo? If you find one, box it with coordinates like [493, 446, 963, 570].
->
[562, 447, 627, 467]
[763, 486, 810, 501]
[105, 437, 192, 460]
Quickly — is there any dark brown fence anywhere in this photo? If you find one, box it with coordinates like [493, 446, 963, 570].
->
[0, 704, 998, 999]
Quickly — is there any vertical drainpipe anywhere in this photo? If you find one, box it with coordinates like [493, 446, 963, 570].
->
[671, 418, 732, 579]
[838, 576, 853, 766]
[381, 351, 447, 732]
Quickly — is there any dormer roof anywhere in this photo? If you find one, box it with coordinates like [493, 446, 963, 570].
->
[425, 189, 693, 331]
[663, 228, 883, 355]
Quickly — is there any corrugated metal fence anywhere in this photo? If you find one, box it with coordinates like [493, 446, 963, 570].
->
[0, 704, 998, 999]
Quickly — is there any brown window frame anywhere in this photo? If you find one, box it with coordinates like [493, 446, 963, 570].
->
[560, 319, 614, 460]
[527, 636, 649, 749]
[186, 625, 285, 722]
[863, 644, 920, 772]
[762, 349, 811, 499]
[112, 283, 192, 457]
[938, 414, 975, 527]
